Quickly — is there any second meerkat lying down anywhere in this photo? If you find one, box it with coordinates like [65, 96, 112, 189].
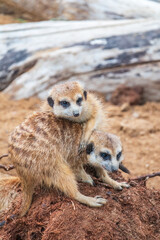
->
[77, 130, 130, 190]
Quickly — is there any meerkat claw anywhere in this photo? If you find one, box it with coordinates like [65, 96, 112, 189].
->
[95, 195, 102, 199]
[114, 182, 130, 190]
[94, 196, 107, 205]
[86, 196, 107, 207]
[79, 142, 87, 151]
[120, 182, 130, 188]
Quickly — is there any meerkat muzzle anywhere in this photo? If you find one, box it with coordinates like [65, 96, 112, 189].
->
[73, 112, 80, 117]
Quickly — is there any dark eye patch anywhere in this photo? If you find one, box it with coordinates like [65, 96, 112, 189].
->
[47, 97, 54, 108]
[83, 91, 87, 100]
[76, 97, 83, 106]
[100, 152, 111, 161]
[86, 143, 94, 154]
[117, 151, 122, 160]
[59, 101, 70, 108]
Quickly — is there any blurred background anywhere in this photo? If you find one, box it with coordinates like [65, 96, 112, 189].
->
[0, 0, 160, 189]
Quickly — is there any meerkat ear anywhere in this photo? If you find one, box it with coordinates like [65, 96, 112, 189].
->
[83, 90, 87, 100]
[47, 97, 54, 108]
[86, 142, 94, 154]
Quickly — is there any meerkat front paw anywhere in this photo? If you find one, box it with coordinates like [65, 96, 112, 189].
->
[88, 196, 107, 207]
[82, 174, 95, 186]
[77, 170, 95, 186]
[114, 182, 130, 191]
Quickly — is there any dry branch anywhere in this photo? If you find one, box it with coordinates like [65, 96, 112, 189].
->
[133, 172, 160, 181]
[0, 154, 8, 160]
[0, 164, 15, 171]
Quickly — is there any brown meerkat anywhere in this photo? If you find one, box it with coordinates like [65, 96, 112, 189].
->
[1, 81, 108, 217]
[7, 112, 107, 217]
[41, 81, 107, 148]
[84, 130, 130, 190]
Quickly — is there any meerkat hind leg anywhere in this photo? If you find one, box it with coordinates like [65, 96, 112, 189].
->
[19, 178, 35, 217]
[96, 167, 130, 190]
[52, 163, 106, 207]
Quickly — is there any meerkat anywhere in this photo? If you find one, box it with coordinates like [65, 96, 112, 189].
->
[0, 81, 108, 217]
[7, 112, 107, 217]
[41, 81, 107, 149]
[85, 130, 130, 190]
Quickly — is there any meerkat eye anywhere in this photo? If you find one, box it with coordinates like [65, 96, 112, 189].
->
[86, 143, 94, 154]
[59, 101, 70, 108]
[100, 152, 111, 161]
[117, 151, 122, 160]
[76, 97, 83, 106]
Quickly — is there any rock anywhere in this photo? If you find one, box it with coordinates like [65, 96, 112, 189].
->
[110, 85, 144, 105]
[120, 103, 130, 112]
[132, 112, 140, 118]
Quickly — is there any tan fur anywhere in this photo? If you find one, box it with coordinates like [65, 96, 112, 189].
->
[2, 112, 106, 217]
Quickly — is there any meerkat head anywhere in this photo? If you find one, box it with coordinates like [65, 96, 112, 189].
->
[86, 130, 130, 173]
[47, 81, 88, 121]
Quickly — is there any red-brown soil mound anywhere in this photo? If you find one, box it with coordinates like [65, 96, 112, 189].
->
[0, 173, 159, 240]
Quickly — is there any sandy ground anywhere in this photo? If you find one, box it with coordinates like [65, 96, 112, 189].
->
[0, 93, 159, 189]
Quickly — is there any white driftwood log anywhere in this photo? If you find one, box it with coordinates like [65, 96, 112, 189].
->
[1, 19, 160, 101]
[1, 0, 160, 21]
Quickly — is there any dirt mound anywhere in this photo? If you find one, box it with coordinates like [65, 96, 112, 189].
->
[110, 85, 144, 106]
[0, 172, 159, 240]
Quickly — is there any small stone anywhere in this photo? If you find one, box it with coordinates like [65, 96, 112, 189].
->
[132, 112, 140, 118]
[120, 103, 130, 112]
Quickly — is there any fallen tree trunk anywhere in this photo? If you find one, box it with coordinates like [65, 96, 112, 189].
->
[1, 19, 160, 101]
[1, 0, 160, 21]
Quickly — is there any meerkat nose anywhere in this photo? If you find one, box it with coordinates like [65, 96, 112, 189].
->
[73, 112, 80, 117]
[111, 166, 118, 172]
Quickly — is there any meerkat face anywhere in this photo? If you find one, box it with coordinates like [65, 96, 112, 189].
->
[86, 131, 124, 172]
[47, 81, 87, 120]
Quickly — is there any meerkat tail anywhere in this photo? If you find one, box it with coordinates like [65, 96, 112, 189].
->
[0, 176, 21, 214]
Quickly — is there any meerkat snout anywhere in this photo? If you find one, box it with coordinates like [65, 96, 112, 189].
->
[73, 112, 80, 117]
[86, 131, 127, 173]
[46, 81, 88, 121]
